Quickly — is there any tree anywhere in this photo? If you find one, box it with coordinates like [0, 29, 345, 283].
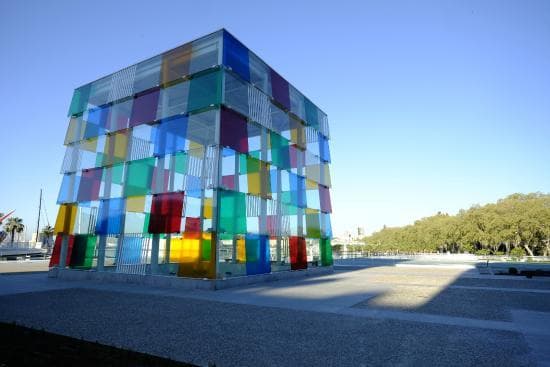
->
[363, 193, 550, 255]
[4, 217, 25, 243]
[41, 225, 55, 251]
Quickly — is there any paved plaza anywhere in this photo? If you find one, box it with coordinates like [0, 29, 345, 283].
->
[1, 260, 549, 366]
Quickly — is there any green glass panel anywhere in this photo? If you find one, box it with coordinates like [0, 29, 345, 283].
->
[270, 131, 290, 169]
[111, 163, 124, 184]
[174, 152, 188, 174]
[69, 234, 96, 269]
[239, 154, 247, 174]
[246, 156, 260, 173]
[142, 213, 151, 233]
[68, 84, 91, 117]
[320, 238, 333, 266]
[201, 236, 212, 261]
[187, 70, 222, 112]
[306, 213, 321, 238]
[125, 158, 156, 196]
[219, 190, 246, 235]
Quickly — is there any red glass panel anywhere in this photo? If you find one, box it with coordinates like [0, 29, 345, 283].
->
[290, 236, 307, 270]
[148, 192, 184, 234]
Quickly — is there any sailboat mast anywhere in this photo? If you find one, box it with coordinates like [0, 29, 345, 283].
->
[36, 189, 42, 243]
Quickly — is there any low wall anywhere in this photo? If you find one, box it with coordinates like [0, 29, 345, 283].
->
[48, 266, 334, 291]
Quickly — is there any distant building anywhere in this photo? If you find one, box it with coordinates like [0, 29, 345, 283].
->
[51, 29, 333, 279]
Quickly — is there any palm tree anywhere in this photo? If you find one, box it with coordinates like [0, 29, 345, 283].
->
[4, 217, 25, 243]
[41, 225, 55, 252]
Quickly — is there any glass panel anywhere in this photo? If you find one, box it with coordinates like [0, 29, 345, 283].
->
[245, 234, 270, 275]
[190, 32, 221, 74]
[306, 212, 321, 238]
[319, 185, 332, 213]
[304, 97, 319, 129]
[95, 198, 125, 235]
[249, 53, 271, 96]
[125, 157, 156, 196]
[69, 234, 97, 269]
[68, 84, 91, 117]
[320, 238, 333, 266]
[57, 173, 81, 204]
[88, 76, 111, 109]
[77, 168, 103, 202]
[129, 88, 160, 127]
[54, 204, 77, 234]
[289, 236, 307, 270]
[220, 107, 248, 153]
[219, 190, 246, 235]
[148, 192, 184, 234]
[187, 70, 222, 112]
[157, 81, 189, 120]
[102, 131, 128, 166]
[223, 71, 249, 116]
[108, 98, 133, 132]
[270, 69, 290, 110]
[186, 109, 217, 146]
[223, 31, 250, 82]
[270, 131, 290, 169]
[154, 115, 188, 156]
[133, 55, 161, 94]
[319, 133, 331, 162]
[161, 43, 192, 85]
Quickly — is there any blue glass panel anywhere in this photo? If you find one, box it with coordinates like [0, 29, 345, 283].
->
[121, 236, 143, 264]
[289, 173, 306, 208]
[319, 133, 331, 162]
[57, 173, 81, 204]
[96, 198, 125, 235]
[83, 105, 110, 139]
[245, 234, 270, 275]
[154, 115, 188, 156]
[223, 31, 250, 82]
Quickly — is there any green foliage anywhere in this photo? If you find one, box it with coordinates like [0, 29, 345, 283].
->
[3, 217, 25, 243]
[364, 193, 550, 255]
[510, 247, 525, 259]
[475, 249, 491, 256]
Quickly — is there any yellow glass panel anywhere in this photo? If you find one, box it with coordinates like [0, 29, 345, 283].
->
[323, 164, 332, 187]
[114, 133, 128, 160]
[188, 141, 204, 157]
[248, 172, 261, 195]
[170, 236, 201, 263]
[54, 204, 77, 234]
[203, 198, 212, 219]
[126, 196, 146, 213]
[306, 179, 317, 189]
[236, 237, 246, 262]
[80, 137, 98, 152]
[305, 208, 319, 214]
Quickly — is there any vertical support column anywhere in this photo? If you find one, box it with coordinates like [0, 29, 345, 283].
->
[150, 234, 160, 274]
[276, 168, 282, 263]
[114, 134, 132, 271]
[297, 149, 304, 238]
[165, 154, 176, 264]
[259, 128, 268, 234]
[212, 108, 222, 278]
[97, 164, 113, 271]
[59, 235, 69, 268]
[231, 152, 240, 263]
[150, 155, 165, 275]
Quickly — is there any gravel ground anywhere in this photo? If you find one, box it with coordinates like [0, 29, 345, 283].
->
[0, 288, 533, 367]
[355, 286, 550, 321]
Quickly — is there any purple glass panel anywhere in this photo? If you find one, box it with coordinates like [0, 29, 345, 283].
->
[129, 88, 160, 127]
[220, 107, 248, 154]
[77, 168, 102, 202]
[270, 69, 290, 110]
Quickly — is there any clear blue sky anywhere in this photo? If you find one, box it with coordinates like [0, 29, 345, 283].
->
[1, 0, 549, 238]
